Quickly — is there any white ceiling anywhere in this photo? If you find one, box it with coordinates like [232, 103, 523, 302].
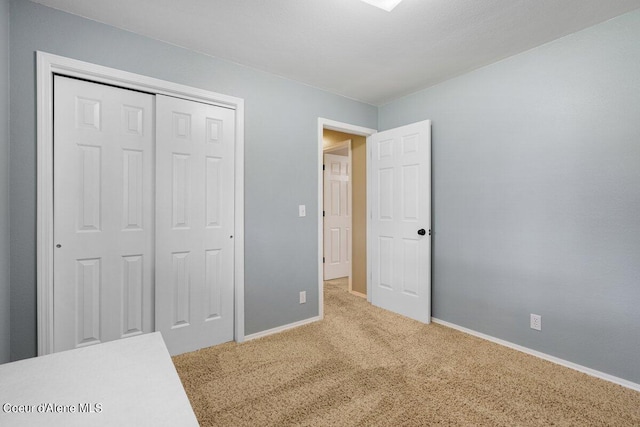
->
[31, 0, 640, 105]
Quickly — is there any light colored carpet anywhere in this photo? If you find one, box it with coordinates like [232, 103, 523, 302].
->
[173, 280, 640, 426]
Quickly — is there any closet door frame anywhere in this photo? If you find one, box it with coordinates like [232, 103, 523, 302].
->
[36, 51, 246, 355]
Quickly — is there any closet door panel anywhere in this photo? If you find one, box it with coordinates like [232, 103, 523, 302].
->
[53, 76, 154, 352]
[155, 95, 235, 355]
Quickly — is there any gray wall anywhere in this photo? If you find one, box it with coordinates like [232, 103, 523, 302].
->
[380, 10, 640, 383]
[8, 0, 639, 386]
[0, 0, 10, 364]
[9, 0, 377, 360]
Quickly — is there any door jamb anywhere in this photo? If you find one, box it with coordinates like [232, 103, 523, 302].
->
[36, 52, 246, 355]
[317, 118, 376, 320]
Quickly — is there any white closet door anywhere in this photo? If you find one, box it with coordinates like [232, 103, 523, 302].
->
[368, 120, 431, 323]
[323, 153, 351, 280]
[155, 95, 235, 355]
[53, 76, 154, 352]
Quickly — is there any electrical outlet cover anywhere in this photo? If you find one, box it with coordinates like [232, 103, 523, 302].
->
[530, 314, 542, 331]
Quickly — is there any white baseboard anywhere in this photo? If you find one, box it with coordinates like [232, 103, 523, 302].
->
[431, 318, 640, 393]
[244, 316, 322, 341]
[350, 290, 367, 299]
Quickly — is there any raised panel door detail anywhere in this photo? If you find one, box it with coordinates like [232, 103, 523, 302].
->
[76, 258, 101, 347]
[123, 149, 144, 230]
[378, 139, 393, 159]
[173, 112, 192, 140]
[122, 105, 144, 136]
[205, 250, 222, 320]
[401, 239, 419, 296]
[122, 255, 144, 337]
[402, 133, 419, 155]
[342, 181, 350, 216]
[172, 252, 191, 328]
[402, 164, 419, 221]
[206, 118, 222, 144]
[172, 154, 190, 229]
[331, 181, 341, 216]
[78, 145, 102, 232]
[378, 168, 393, 220]
[331, 162, 341, 175]
[76, 97, 101, 130]
[206, 157, 221, 228]
[330, 228, 341, 263]
[378, 237, 393, 290]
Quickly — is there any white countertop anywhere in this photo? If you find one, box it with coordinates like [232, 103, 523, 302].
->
[0, 333, 198, 426]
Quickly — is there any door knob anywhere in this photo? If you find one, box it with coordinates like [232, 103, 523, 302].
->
[417, 229, 426, 236]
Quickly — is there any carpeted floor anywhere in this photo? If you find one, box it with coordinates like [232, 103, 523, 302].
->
[173, 279, 640, 426]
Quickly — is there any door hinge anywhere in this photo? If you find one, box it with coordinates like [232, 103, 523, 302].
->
[323, 210, 325, 217]
[323, 164, 325, 171]
[323, 257, 325, 263]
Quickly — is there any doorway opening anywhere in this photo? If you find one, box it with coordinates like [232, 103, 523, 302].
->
[319, 118, 432, 324]
[317, 119, 376, 319]
[323, 136, 357, 296]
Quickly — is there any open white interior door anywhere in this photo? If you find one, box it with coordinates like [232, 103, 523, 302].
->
[368, 120, 431, 323]
[323, 152, 352, 280]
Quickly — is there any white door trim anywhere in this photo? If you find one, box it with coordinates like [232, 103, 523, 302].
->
[317, 118, 376, 320]
[36, 51, 246, 355]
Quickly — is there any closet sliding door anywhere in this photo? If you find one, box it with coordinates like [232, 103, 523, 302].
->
[52, 77, 235, 355]
[53, 76, 154, 352]
[155, 95, 235, 356]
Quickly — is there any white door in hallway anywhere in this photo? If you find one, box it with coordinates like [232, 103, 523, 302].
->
[155, 95, 235, 355]
[368, 120, 431, 323]
[53, 76, 154, 352]
[323, 153, 352, 280]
